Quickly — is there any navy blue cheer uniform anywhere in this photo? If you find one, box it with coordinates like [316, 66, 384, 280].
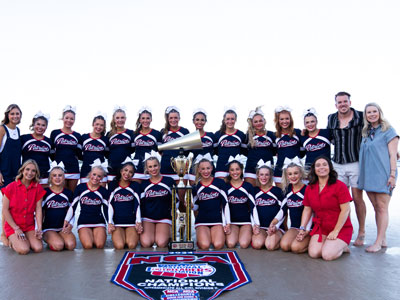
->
[244, 131, 276, 179]
[274, 184, 311, 230]
[108, 181, 141, 227]
[42, 188, 73, 232]
[160, 127, 189, 180]
[192, 178, 231, 228]
[21, 134, 52, 183]
[214, 130, 247, 177]
[80, 133, 109, 182]
[0, 125, 21, 187]
[140, 176, 176, 225]
[50, 130, 82, 180]
[274, 129, 303, 182]
[107, 129, 135, 180]
[65, 183, 109, 230]
[132, 129, 162, 180]
[226, 181, 260, 226]
[300, 129, 332, 168]
[188, 132, 216, 181]
[254, 186, 284, 230]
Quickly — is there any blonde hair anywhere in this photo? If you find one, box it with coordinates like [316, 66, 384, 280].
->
[255, 166, 274, 187]
[48, 167, 65, 186]
[144, 158, 160, 175]
[15, 159, 40, 183]
[280, 164, 306, 194]
[362, 102, 391, 137]
[87, 166, 106, 180]
[195, 159, 214, 184]
[247, 108, 266, 148]
[108, 109, 126, 137]
[274, 110, 295, 138]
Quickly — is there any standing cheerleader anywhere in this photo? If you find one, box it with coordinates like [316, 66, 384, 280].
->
[188, 108, 216, 182]
[42, 162, 76, 251]
[225, 155, 260, 249]
[274, 106, 303, 185]
[245, 107, 276, 186]
[108, 157, 143, 249]
[107, 106, 135, 182]
[21, 112, 52, 186]
[50, 106, 82, 192]
[81, 113, 109, 185]
[64, 161, 109, 249]
[269, 157, 311, 253]
[193, 154, 231, 250]
[0, 104, 22, 187]
[133, 107, 162, 181]
[140, 151, 175, 248]
[214, 108, 247, 178]
[300, 108, 332, 169]
[251, 160, 284, 250]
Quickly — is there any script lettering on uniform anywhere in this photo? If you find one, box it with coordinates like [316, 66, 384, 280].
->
[277, 140, 297, 148]
[220, 140, 240, 147]
[27, 144, 50, 152]
[114, 193, 134, 202]
[46, 200, 69, 209]
[228, 196, 248, 204]
[255, 140, 271, 147]
[81, 196, 102, 205]
[287, 199, 303, 207]
[198, 191, 219, 201]
[305, 142, 326, 151]
[56, 138, 77, 145]
[84, 144, 105, 151]
[146, 190, 168, 198]
[255, 198, 276, 206]
[111, 138, 130, 145]
[135, 140, 155, 147]
[202, 140, 213, 147]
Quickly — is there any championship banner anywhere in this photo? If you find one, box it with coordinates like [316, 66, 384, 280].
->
[111, 251, 251, 300]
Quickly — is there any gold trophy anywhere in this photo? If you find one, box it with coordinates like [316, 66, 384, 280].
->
[158, 131, 202, 251]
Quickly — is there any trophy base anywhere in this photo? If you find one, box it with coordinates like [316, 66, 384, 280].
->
[168, 241, 195, 252]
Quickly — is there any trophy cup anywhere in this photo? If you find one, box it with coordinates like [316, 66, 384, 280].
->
[158, 131, 202, 252]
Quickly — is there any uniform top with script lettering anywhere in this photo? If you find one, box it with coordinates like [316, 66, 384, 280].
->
[274, 128, 303, 178]
[133, 129, 162, 174]
[65, 183, 109, 229]
[226, 181, 260, 226]
[140, 176, 176, 224]
[80, 133, 110, 179]
[254, 186, 284, 229]
[192, 178, 231, 227]
[20, 133, 52, 178]
[214, 129, 247, 173]
[273, 184, 311, 230]
[160, 127, 190, 176]
[300, 129, 332, 167]
[42, 187, 73, 232]
[107, 129, 135, 175]
[108, 180, 141, 226]
[50, 129, 83, 175]
[244, 131, 276, 176]
[191, 132, 216, 162]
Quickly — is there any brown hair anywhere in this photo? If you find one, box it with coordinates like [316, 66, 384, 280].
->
[2, 104, 22, 125]
[274, 110, 295, 138]
[219, 110, 237, 134]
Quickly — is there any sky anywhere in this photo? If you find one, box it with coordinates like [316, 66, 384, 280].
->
[1, 0, 399, 134]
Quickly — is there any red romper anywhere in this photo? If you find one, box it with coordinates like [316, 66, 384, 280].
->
[2, 180, 46, 237]
[303, 180, 353, 244]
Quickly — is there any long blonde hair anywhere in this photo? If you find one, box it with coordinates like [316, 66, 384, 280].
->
[15, 159, 41, 183]
[108, 109, 126, 137]
[247, 107, 266, 148]
[281, 164, 306, 194]
[362, 102, 391, 137]
[48, 167, 66, 187]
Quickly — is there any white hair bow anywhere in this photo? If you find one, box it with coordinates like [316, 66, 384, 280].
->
[194, 153, 213, 165]
[121, 156, 139, 168]
[113, 105, 127, 114]
[94, 111, 107, 120]
[192, 108, 207, 118]
[48, 161, 65, 172]
[248, 107, 264, 119]
[303, 107, 318, 118]
[256, 159, 273, 169]
[63, 105, 76, 113]
[165, 106, 180, 114]
[227, 154, 246, 165]
[275, 106, 292, 113]
[144, 150, 162, 163]
[282, 156, 303, 169]
[91, 158, 108, 173]
[138, 106, 152, 115]
[34, 111, 50, 121]
[224, 106, 236, 114]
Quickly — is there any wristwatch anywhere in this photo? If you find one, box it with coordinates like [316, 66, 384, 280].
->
[299, 226, 305, 231]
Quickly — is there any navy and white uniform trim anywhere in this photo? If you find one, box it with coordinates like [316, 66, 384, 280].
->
[42, 188, 73, 232]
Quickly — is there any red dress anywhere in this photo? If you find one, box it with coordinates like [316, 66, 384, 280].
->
[2, 180, 46, 237]
[303, 180, 353, 244]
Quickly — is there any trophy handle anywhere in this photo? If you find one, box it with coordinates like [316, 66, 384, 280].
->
[170, 157, 177, 173]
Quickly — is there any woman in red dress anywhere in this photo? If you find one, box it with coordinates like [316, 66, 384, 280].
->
[297, 156, 352, 261]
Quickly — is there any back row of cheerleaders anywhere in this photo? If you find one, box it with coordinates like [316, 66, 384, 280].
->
[1, 93, 397, 260]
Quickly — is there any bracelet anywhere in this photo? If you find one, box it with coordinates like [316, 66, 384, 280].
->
[299, 226, 305, 231]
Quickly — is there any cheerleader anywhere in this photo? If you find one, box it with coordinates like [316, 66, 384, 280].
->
[64, 160, 109, 249]
[225, 155, 260, 249]
[300, 108, 332, 168]
[81, 113, 109, 185]
[188, 108, 216, 182]
[192, 154, 231, 250]
[140, 151, 175, 248]
[251, 160, 284, 250]
[133, 107, 162, 181]
[107, 106, 135, 182]
[108, 157, 143, 249]
[21, 112, 52, 186]
[273, 106, 303, 185]
[214, 108, 247, 178]
[244, 107, 276, 186]
[50, 106, 82, 192]
[160, 106, 189, 179]
[269, 157, 311, 253]
[42, 162, 76, 251]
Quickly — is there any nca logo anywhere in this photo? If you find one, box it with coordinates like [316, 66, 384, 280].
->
[146, 263, 216, 279]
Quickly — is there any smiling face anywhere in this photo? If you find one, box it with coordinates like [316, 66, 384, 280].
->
[365, 105, 380, 126]
[92, 118, 105, 135]
[252, 114, 265, 132]
[33, 118, 48, 136]
[146, 158, 160, 178]
[139, 112, 152, 129]
[224, 113, 236, 130]
[23, 163, 37, 182]
[120, 164, 134, 182]
[168, 112, 180, 128]
[8, 107, 22, 125]
[304, 115, 317, 132]
[314, 158, 330, 179]
[89, 167, 104, 186]
[257, 167, 272, 186]
[63, 112, 75, 129]
[49, 168, 65, 186]
[193, 113, 206, 131]
[228, 162, 242, 181]
[286, 166, 301, 185]
[114, 111, 126, 129]
[278, 112, 291, 129]
[198, 161, 213, 179]
[335, 95, 351, 115]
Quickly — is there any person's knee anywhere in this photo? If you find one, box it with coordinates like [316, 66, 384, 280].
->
[140, 238, 153, 248]
[280, 240, 291, 252]
[94, 240, 105, 249]
[197, 240, 210, 250]
[15, 245, 30, 255]
[155, 237, 169, 248]
[252, 240, 263, 250]
[226, 240, 236, 248]
[291, 242, 305, 254]
[64, 240, 76, 251]
[322, 250, 339, 261]
[213, 240, 225, 250]
[127, 241, 138, 249]
[239, 240, 250, 249]
[49, 240, 64, 251]
[308, 246, 321, 259]
[81, 240, 94, 249]
[31, 243, 43, 253]
[113, 241, 125, 250]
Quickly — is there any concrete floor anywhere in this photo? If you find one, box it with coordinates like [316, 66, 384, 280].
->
[1, 192, 400, 300]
